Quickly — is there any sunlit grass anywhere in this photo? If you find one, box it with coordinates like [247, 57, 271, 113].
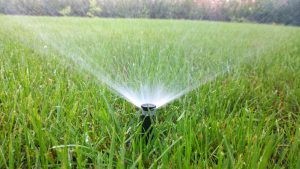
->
[0, 15, 300, 168]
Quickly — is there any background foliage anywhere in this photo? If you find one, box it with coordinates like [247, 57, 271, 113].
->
[0, 0, 299, 25]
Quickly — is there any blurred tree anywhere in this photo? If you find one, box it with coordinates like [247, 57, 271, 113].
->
[172, 0, 194, 19]
[87, 0, 101, 17]
[59, 6, 71, 16]
[286, 0, 300, 25]
[70, 0, 89, 16]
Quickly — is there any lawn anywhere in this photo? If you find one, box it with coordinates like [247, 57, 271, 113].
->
[0, 15, 300, 168]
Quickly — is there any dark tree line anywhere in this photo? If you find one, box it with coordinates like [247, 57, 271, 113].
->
[0, 0, 299, 26]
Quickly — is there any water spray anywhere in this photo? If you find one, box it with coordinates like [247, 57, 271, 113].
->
[140, 103, 156, 142]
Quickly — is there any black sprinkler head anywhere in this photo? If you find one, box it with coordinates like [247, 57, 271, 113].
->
[141, 103, 156, 111]
[141, 103, 156, 116]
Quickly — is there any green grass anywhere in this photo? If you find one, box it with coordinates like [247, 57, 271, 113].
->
[0, 15, 300, 168]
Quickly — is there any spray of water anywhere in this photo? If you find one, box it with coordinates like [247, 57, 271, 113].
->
[3, 16, 284, 109]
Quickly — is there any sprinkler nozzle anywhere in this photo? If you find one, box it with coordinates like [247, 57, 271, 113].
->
[140, 104, 156, 143]
[141, 103, 156, 116]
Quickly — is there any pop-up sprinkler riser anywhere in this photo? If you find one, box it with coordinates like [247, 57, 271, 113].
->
[140, 103, 156, 142]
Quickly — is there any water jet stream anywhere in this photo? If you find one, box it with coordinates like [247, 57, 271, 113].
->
[4, 16, 284, 110]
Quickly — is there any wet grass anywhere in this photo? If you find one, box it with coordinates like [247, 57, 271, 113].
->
[0, 15, 300, 168]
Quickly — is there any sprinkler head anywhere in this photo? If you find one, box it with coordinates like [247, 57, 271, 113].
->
[140, 103, 156, 143]
[141, 103, 156, 116]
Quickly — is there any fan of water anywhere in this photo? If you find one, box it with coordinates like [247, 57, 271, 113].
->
[4, 16, 277, 108]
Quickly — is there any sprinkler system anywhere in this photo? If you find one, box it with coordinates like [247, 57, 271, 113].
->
[140, 103, 156, 142]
